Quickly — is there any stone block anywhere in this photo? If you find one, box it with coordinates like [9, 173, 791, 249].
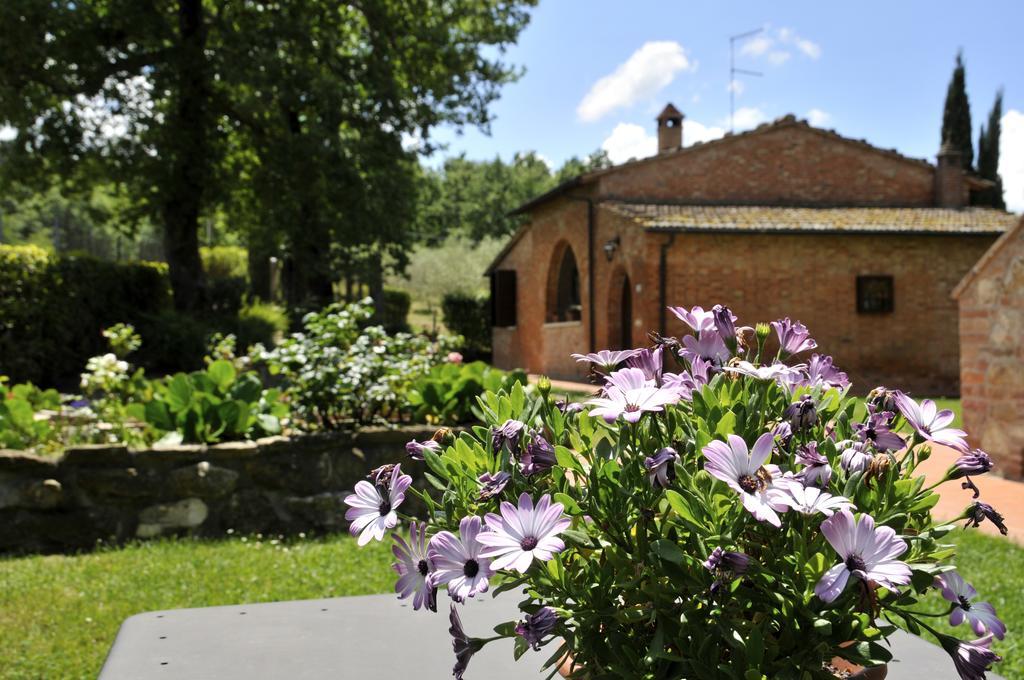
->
[0, 450, 58, 475]
[283, 492, 349, 530]
[0, 474, 64, 510]
[62, 445, 132, 467]
[169, 461, 239, 498]
[75, 467, 159, 503]
[137, 498, 209, 538]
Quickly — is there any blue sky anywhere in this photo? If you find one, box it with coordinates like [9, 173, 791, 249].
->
[428, 0, 1024, 211]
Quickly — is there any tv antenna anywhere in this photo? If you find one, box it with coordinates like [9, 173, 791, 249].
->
[729, 27, 764, 133]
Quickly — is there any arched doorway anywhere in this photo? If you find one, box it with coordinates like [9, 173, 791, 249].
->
[546, 242, 581, 322]
[607, 268, 633, 349]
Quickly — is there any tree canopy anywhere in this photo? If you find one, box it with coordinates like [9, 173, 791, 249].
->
[0, 0, 538, 309]
[941, 51, 974, 170]
[976, 90, 1006, 209]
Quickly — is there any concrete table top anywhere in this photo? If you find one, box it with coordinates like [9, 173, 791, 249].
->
[99, 593, 1001, 679]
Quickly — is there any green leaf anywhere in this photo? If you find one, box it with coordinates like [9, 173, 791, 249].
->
[651, 539, 684, 564]
[143, 400, 174, 431]
[207, 360, 237, 393]
[553, 492, 582, 516]
[665, 489, 700, 527]
[715, 410, 737, 437]
[164, 373, 194, 412]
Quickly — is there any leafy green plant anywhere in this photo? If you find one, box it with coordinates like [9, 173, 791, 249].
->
[406, 360, 526, 424]
[0, 379, 60, 450]
[134, 360, 287, 444]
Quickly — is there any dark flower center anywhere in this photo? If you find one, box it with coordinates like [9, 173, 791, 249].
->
[378, 499, 391, 515]
[417, 559, 429, 577]
[625, 403, 641, 412]
[738, 475, 759, 493]
[958, 595, 972, 611]
[865, 427, 877, 441]
[520, 536, 538, 551]
[463, 559, 480, 578]
[845, 554, 867, 573]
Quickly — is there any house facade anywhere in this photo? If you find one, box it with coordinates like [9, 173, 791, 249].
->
[487, 106, 1017, 394]
[954, 217, 1024, 479]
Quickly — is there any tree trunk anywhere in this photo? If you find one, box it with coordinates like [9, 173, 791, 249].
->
[162, 0, 209, 311]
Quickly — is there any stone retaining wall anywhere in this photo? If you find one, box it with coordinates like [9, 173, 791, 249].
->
[0, 426, 437, 554]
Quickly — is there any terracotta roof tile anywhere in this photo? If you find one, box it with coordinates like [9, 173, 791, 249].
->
[607, 202, 1018, 235]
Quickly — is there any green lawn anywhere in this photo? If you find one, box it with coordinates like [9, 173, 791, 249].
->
[0, 534, 392, 680]
[0, 528, 1017, 680]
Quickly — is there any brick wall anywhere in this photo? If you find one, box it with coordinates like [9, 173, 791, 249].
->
[956, 222, 1024, 479]
[597, 122, 937, 207]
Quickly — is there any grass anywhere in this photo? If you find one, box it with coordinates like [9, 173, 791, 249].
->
[916, 529, 1022, 679]
[1, 527, 1017, 680]
[0, 534, 392, 680]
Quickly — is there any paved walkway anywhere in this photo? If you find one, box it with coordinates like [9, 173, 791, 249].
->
[530, 375, 1022, 543]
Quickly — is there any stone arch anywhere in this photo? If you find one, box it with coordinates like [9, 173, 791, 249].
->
[546, 241, 582, 322]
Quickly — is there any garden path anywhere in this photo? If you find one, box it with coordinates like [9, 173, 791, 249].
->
[532, 376, 1024, 543]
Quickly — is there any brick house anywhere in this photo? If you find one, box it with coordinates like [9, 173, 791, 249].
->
[486, 105, 1018, 394]
[953, 216, 1024, 479]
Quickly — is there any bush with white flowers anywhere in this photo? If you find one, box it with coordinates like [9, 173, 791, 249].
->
[347, 304, 1008, 680]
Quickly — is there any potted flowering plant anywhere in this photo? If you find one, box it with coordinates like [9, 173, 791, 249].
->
[345, 305, 1008, 680]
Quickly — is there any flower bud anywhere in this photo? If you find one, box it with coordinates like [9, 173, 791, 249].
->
[537, 375, 551, 398]
[755, 322, 770, 341]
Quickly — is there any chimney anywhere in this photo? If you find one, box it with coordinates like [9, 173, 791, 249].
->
[935, 141, 966, 208]
[657, 103, 684, 153]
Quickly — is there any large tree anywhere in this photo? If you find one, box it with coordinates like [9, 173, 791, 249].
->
[941, 51, 974, 170]
[976, 89, 1006, 209]
[0, 0, 536, 310]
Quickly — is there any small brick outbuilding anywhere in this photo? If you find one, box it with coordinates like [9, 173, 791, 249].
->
[953, 216, 1024, 479]
[487, 105, 1018, 395]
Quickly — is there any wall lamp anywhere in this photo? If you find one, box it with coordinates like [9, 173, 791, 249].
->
[603, 236, 620, 262]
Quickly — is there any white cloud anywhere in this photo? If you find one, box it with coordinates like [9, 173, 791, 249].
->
[0, 125, 16, 142]
[577, 41, 693, 122]
[740, 34, 773, 58]
[1000, 109, 1024, 213]
[601, 118, 727, 164]
[727, 79, 745, 96]
[601, 123, 656, 163]
[731, 107, 767, 131]
[736, 27, 820, 66]
[806, 108, 831, 127]
[683, 119, 726, 145]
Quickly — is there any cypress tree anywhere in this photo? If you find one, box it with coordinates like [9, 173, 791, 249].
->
[941, 51, 974, 170]
[976, 90, 1005, 209]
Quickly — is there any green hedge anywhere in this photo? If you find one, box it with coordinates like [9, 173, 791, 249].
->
[380, 288, 411, 334]
[441, 292, 490, 357]
[1, 245, 171, 387]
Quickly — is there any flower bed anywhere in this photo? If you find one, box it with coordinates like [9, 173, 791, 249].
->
[347, 305, 1008, 679]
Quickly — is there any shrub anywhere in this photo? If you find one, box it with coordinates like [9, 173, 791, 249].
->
[346, 307, 1010, 680]
[380, 288, 412, 334]
[200, 246, 249, 280]
[0, 379, 61, 450]
[406, 360, 526, 424]
[0, 245, 170, 387]
[255, 298, 457, 428]
[237, 300, 289, 347]
[441, 292, 490, 356]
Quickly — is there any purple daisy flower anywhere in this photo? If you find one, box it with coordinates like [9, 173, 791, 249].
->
[779, 483, 853, 517]
[555, 399, 585, 414]
[392, 522, 437, 612]
[939, 634, 1002, 680]
[681, 331, 731, 366]
[519, 432, 556, 477]
[712, 304, 737, 343]
[586, 367, 681, 423]
[344, 465, 412, 546]
[795, 442, 832, 487]
[668, 305, 717, 333]
[784, 394, 817, 431]
[703, 546, 751, 574]
[950, 450, 994, 480]
[854, 407, 905, 452]
[965, 502, 1009, 536]
[839, 441, 873, 474]
[644, 447, 679, 489]
[406, 438, 442, 461]
[477, 471, 511, 501]
[477, 493, 570, 573]
[428, 515, 495, 602]
[814, 509, 911, 603]
[936, 571, 1006, 640]
[771, 317, 817, 356]
[703, 432, 794, 527]
[724, 361, 804, 382]
[449, 604, 483, 680]
[773, 420, 794, 448]
[515, 606, 558, 651]
[491, 419, 526, 455]
[895, 393, 969, 452]
[625, 346, 663, 384]
[570, 349, 639, 373]
[801, 354, 850, 390]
